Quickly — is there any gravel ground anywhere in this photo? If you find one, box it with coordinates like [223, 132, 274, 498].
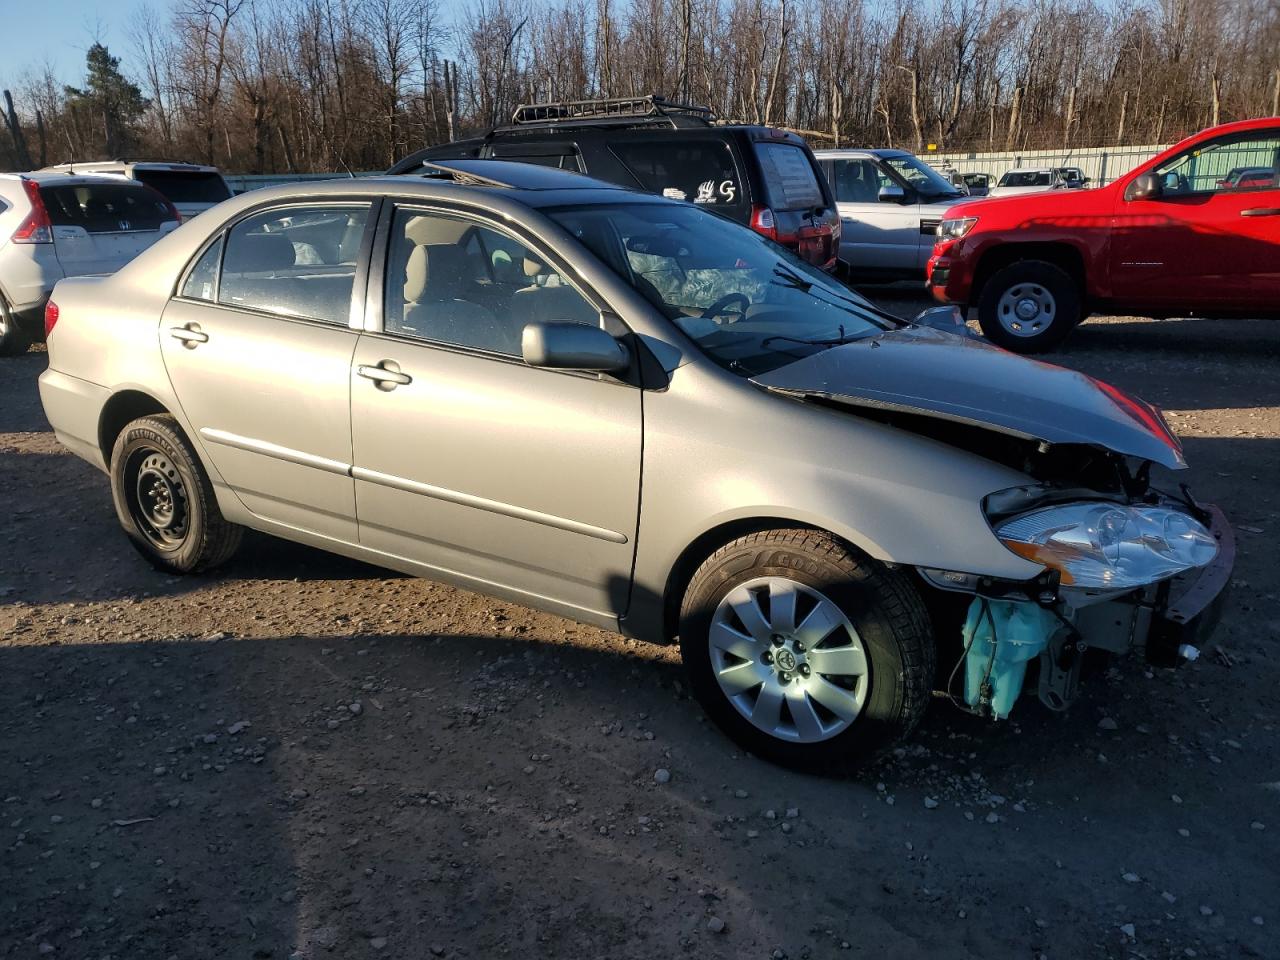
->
[2, 304, 1278, 960]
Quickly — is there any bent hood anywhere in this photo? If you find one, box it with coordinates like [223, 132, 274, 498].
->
[753, 326, 1186, 469]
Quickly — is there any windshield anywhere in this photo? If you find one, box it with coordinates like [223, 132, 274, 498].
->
[547, 202, 896, 376]
[883, 155, 963, 198]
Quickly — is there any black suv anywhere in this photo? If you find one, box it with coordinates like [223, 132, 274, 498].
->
[388, 96, 840, 270]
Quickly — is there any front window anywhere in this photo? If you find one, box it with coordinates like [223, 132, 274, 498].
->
[548, 202, 896, 376]
[881, 154, 964, 199]
[1153, 131, 1279, 195]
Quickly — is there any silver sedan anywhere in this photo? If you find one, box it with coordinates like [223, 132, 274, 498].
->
[39, 160, 1232, 771]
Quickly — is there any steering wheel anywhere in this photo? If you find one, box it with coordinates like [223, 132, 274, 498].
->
[700, 292, 751, 322]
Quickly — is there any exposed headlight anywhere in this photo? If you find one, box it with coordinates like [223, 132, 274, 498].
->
[937, 217, 978, 241]
[996, 502, 1217, 589]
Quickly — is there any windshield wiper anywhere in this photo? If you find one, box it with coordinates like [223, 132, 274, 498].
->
[760, 325, 874, 349]
[771, 266, 812, 291]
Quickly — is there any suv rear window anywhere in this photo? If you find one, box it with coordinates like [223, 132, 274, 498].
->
[610, 140, 744, 206]
[39, 182, 175, 233]
[135, 170, 231, 204]
[758, 143, 824, 210]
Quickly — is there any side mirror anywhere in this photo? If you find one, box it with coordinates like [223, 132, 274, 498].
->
[1125, 172, 1163, 202]
[913, 305, 981, 339]
[522, 320, 630, 372]
[878, 184, 906, 203]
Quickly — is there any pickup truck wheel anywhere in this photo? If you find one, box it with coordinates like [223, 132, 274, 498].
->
[0, 293, 32, 357]
[977, 260, 1081, 353]
[110, 414, 243, 574]
[678, 529, 934, 774]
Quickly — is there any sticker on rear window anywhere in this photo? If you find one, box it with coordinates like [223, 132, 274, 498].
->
[694, 179, 738, 204]
[662, 187, 687, 201]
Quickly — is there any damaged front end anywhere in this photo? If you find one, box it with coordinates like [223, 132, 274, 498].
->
[920, 484, 1234, 719]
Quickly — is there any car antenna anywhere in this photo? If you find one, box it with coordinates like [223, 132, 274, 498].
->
[336, 157, 356, 179]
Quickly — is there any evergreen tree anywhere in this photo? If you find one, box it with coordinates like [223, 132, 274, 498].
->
[64, 43, 149, 158]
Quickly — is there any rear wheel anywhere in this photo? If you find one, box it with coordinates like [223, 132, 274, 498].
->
[110, 414, 243, 574]
[678, 529, 934, 773]
[0, 293, 32, 357]
[977, 260, 1082, 353]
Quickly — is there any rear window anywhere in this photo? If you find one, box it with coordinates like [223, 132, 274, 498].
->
[610, 139, 744, 207]
[757, 142, 825, 210]
[1000, 170, 1053, 187]
[39, 182, 175, 233]
[135, 170, 232, 204]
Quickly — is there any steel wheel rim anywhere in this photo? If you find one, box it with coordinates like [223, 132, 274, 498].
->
[126, 448, 190, 551]
[709, 576, 868, 743]
[996, 282, 1056, 337]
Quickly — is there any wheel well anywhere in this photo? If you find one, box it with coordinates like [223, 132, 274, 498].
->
[98, 391, 170, 466]
[661, 517, 822, 643]
[972, 242, 1086, 304]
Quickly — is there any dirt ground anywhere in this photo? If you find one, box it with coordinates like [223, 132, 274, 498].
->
[2, 301, 1278, 960]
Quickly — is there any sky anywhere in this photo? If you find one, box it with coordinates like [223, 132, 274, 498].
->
[0, 0, 128, 90]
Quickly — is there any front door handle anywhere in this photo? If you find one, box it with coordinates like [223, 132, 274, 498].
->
[1241, 207, 1280, 217]
[169, 323, 208, 347]
[357, 361, 412, 389]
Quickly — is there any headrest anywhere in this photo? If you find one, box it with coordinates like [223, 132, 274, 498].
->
[404, 243, 473, 303]
[225, 232, 295, 274]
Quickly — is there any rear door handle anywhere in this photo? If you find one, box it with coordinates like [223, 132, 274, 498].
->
[168, 324, 208, 347]
[1241, 207, 1280, 217]
[357, 361, 412, 388]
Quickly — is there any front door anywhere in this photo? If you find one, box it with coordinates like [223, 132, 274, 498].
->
[826, 158, 921, 272]
[160, 201, 373, 541]
[1111, 127, 1280, 312]
[349, 205, 642, 619]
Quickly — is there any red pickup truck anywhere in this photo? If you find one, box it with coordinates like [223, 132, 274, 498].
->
[927, 117, 1280, 352]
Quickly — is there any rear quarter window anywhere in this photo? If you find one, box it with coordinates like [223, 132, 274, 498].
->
[757, 143, 825, 210]
[610, 139, 744, 207]
[39, 183, 174, 232]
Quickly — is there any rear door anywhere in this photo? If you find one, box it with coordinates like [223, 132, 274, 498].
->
[754, 140, 837, 267]
[40, 181, 179, 276]
[1111, 127, 1280, 311]
[160, 201, 374, 541]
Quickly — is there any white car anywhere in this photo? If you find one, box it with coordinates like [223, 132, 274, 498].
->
[0, 172, 180, 355]
[988, 166, 1089, 197]
[814, 149, 978, 279]
[40, 160, 233, 221]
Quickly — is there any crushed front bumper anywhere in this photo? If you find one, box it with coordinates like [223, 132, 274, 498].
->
[1143, 504, 1234, 666]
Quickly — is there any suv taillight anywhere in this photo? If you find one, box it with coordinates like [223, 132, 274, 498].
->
[43, 300, 59, 338]
[750, 205, 778, 241]
[12, 179, 52, 244]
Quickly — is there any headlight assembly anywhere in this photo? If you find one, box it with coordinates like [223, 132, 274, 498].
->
[937, 217, 978, 241]
[996, 502, 1218, 589]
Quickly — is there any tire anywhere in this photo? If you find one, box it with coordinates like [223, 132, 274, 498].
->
[0, 292, 32, 357]
[977, 260, 1082, 353]
[678, 528, 935, 774]
[110, 414, 243, 574]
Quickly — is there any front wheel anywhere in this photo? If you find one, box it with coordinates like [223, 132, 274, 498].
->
[678, 529, 935, 773]
[110, 414, 243, 574]
[977, 260, 1082, 353]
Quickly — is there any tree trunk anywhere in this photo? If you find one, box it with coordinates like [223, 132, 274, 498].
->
[2, 90, 33, 169]
[1004, 85, 1022, 151]
[1273, 68, 1280, 118]
[1116, 89, 1128, 144]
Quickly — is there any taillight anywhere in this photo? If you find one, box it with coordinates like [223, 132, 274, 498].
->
[43, 300, 59, 338]
[12, 179, 52, 244]
[750, 205, 778, 241]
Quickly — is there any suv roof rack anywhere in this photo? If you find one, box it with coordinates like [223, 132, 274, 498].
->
[505, 95, 714, 130]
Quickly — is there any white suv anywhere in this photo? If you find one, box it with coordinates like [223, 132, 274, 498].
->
[40, 160, 233, 220]
[0, 172, 180, 355]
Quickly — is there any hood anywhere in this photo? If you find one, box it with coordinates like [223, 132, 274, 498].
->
[753, 326, 1186, 469]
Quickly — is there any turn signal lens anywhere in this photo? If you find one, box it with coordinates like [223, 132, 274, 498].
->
[43, 300, 59, 338]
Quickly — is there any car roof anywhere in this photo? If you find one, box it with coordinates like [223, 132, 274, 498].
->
[0, 170, 158, 187]
[813, 148, 913, 159]
[414, 158, 627, 192]
[41, 159, 223, 174]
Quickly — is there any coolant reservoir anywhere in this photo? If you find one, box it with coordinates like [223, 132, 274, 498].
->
[963, 598, 1060, 719]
